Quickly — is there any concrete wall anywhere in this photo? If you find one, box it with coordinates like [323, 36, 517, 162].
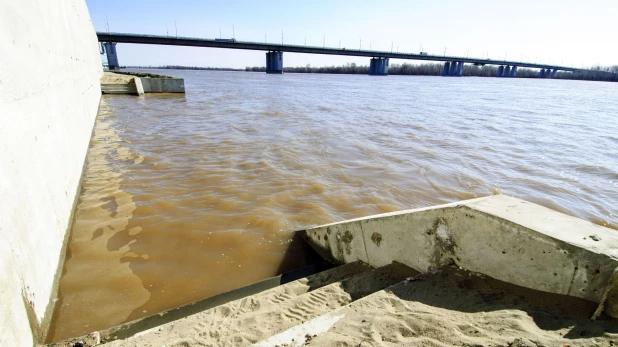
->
[0, 1, 102, 345]
[139, 77, 185, 93]
[113, 72, 186, 93]
[302, 195, 618, 317]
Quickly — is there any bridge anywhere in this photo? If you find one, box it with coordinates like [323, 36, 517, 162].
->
[98, 32, 581, 78]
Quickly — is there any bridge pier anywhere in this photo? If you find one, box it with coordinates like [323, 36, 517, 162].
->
[103, 42, 119, 70]
[497, 65, 518, 78]
[369, 57, 389, 76]
[442, 62, 450, 76]
[442, 61, 463, 76]
[265, 51, 283, 74]
[449, 61, 457, 76]
[540, 68, 560, 78]
[457, 61, 463, 77]
[539, 69, 550, 78]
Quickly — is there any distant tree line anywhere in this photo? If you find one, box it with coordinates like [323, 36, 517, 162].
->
[560, 65, 618, 82]
[122, 63, 618, 82]
[245, 62, 618, 82]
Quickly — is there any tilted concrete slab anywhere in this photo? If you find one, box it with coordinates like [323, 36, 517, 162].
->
[301, 195, 618, 317]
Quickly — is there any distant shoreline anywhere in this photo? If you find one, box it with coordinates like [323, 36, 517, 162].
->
[121, 63, 618, 82]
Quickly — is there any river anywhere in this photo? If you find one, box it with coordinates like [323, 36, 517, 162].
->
[48, 70, 618, 342]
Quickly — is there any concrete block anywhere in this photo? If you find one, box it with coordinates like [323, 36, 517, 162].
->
[143, 78, 185, 93]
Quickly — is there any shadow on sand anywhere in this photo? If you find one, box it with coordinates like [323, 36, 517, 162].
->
[384, 265, 618, 341]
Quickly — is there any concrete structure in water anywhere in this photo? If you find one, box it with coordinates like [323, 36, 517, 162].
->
[101, 71, 186, 94]
[265, 51, 283, 74]
[497, 65, 518, 77]
[442, 61, 464, 76]
[496, 65, 558, 79]
[369, 57, 389, 76]
[0, 1, 103, 346]
[539, 68, 559, 78]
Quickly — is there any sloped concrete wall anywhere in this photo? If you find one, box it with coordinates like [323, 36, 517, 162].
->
[302, 195, 618, 317]
[0, 0, 102, 345]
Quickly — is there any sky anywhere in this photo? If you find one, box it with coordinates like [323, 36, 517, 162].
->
[86, 0, 617, 69]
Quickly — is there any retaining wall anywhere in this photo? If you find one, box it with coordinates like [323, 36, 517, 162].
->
[302, 195, 618, 317]
[139, 77, 185, 93]
[0, 0, 102, 345]
[113, 71, 185, 93]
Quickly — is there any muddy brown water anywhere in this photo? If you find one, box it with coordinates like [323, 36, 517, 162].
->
[47, 71, 618, 342]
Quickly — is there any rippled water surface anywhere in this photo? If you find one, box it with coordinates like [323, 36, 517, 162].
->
[49, 71, 618, 341]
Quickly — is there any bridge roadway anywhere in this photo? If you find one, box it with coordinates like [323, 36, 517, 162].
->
[97, 32, 581, 75]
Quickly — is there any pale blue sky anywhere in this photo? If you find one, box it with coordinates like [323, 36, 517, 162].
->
[87, 0, 617, 68]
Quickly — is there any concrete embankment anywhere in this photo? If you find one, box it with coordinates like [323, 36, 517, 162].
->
[101, 71, 185, 95]
[0, 0, 103, 346]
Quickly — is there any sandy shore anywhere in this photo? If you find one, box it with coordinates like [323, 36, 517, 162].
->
[301, 266, 618, 346]
[100, 72, 134, 84]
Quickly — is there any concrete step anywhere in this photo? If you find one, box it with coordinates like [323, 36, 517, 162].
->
[100, 262, 416, 347]
[101, 83, 137, 94]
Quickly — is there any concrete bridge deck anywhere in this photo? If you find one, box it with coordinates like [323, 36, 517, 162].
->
[97, 32, 582, 73]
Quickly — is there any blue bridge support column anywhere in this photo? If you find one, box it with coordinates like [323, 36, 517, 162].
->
[369, 57, 389, 76]
[442, 61, 464, 76]
[511, 66, 518, 77]
[265, 51, 283, 74]
[539, 69, 546, 78]
[442, 62, 451, 76]
[103, 42, 119, 70]
[457, 61, 464, 76]
[504, 66, 511, 77]
[551, 69, 558, 78]
[449, 61, 457, 76]
[497, 65, 504, 77]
